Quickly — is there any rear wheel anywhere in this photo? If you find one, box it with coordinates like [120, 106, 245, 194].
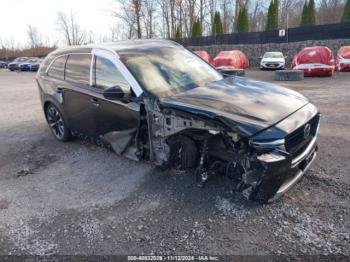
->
[45, 104, 71, 142]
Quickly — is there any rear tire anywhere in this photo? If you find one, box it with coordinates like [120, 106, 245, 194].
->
[45, 104, 71, 142]
[168, 136, 198, 170]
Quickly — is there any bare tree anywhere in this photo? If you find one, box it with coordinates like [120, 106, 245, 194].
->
[56, 11, 86, 45]
[110, 0, 346, 39]
[159, 0, 171, 38]
[317, 0, 346, 24]
[133, 0, 143, 38]
[27, 25, 42, 49]
[142, 0, 156, 38]
[113, 0, 143, 39]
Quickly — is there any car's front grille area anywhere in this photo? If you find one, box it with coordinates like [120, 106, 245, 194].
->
[266, 63, 279, 67]
[285, 114, 320, 157]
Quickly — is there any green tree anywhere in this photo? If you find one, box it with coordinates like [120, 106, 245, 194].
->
[300, 0, 316, 26]
[192, 19, 202, 37]
[300, 0, 309, 26]
[212, 11, 224, 35]
[236, 6, 250, 32]
[175, 26, 181, 39]
[342, 0, 350, 22]
[266, 0, 274, 30]
[308, 0, 316, 25]
[273, 0, 279, 29]
[266, 0, 278, 30]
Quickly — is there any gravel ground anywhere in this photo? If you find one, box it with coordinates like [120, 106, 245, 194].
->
[0, 69, 349, 256]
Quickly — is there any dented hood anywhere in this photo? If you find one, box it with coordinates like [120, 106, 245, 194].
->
[160, 77, 309, 136]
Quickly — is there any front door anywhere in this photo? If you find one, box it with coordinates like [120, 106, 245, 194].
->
[90, 51, 141, 154]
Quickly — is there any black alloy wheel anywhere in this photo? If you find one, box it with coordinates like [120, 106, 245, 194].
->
[46, 104, 71, 141]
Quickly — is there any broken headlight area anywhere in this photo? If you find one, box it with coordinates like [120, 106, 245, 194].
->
[145, 105, 301, 203]
[193, 134, 295, 203]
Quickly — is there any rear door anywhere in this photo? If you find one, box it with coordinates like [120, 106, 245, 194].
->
[62, 53, 98, 136]
[44, 55, 69, 104]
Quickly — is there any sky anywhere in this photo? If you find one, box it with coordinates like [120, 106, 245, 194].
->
[0, 0, 118, 47]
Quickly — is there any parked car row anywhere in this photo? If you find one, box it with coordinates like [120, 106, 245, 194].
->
[6, 57, 44, 72]
[195, 45, 350, 77]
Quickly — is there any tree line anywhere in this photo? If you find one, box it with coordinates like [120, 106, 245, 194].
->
[1, 0, 350, 60]
[115, 0, 350, 39]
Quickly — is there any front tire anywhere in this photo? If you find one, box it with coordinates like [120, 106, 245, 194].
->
[168, 135, 198, 170]
[45, 104, 71, 142]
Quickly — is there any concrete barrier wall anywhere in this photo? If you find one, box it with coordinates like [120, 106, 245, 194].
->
[187, 38, 350, 67]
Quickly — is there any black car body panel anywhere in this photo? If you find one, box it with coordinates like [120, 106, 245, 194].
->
[36, 40, 320, 203]
[161, 77, 309, 137]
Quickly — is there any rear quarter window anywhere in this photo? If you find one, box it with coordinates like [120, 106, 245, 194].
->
[47, 56, 68, 79]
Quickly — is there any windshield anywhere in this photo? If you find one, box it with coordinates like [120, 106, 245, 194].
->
[264, 52, 283, 58]
[28, 59, 38, 63]
[120, 47, 222, 98]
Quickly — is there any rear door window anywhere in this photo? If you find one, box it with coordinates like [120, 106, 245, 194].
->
[65, 54, 91, 85]
[47, 56, 68, 79]
[94, 56, 130, 94]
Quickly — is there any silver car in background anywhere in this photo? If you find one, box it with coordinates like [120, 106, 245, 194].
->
[260, 52, 286, 70]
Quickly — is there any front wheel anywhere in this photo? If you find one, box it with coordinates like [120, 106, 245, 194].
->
[168, 135, 198, 170]
[45, 104, 71, 142]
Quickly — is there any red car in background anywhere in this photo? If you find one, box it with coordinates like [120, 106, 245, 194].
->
[291, 46, 335, 77]
[336, 46, 350, 72]
[195, 50, 213, 64]
[213, 50, 249, 70]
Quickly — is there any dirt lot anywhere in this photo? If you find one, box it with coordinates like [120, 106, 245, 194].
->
[0, 69, 349, 256]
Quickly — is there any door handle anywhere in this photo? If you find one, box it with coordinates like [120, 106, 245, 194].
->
[90, 98, 100, 107]
[56, 87, 64, 93]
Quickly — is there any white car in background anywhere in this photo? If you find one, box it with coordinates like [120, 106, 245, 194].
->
[260, 52, 286, 70]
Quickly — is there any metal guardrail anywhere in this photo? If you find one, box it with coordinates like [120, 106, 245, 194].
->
[175, 22, 350, 46]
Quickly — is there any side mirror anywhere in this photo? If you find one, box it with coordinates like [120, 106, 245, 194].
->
[259, 56, 263, 59]
[103, 86, 125, 100]
[284, 56, 287, 59]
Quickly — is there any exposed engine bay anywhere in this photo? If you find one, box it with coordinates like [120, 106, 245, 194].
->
[106, 97, 319, 204]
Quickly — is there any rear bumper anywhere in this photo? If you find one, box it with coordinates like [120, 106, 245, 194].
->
[303, 68, 334, 77]
[337, 63, 350, 72]
[293, 64, 335, 76]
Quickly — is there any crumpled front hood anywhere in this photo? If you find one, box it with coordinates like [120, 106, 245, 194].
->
[160, 77, 309, 136]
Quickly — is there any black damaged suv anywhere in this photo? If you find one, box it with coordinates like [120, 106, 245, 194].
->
[36, 40, 320, 203]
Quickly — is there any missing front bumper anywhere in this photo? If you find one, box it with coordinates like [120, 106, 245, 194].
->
[268, 148, 317, 202]
[249, 141, 318, 203]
